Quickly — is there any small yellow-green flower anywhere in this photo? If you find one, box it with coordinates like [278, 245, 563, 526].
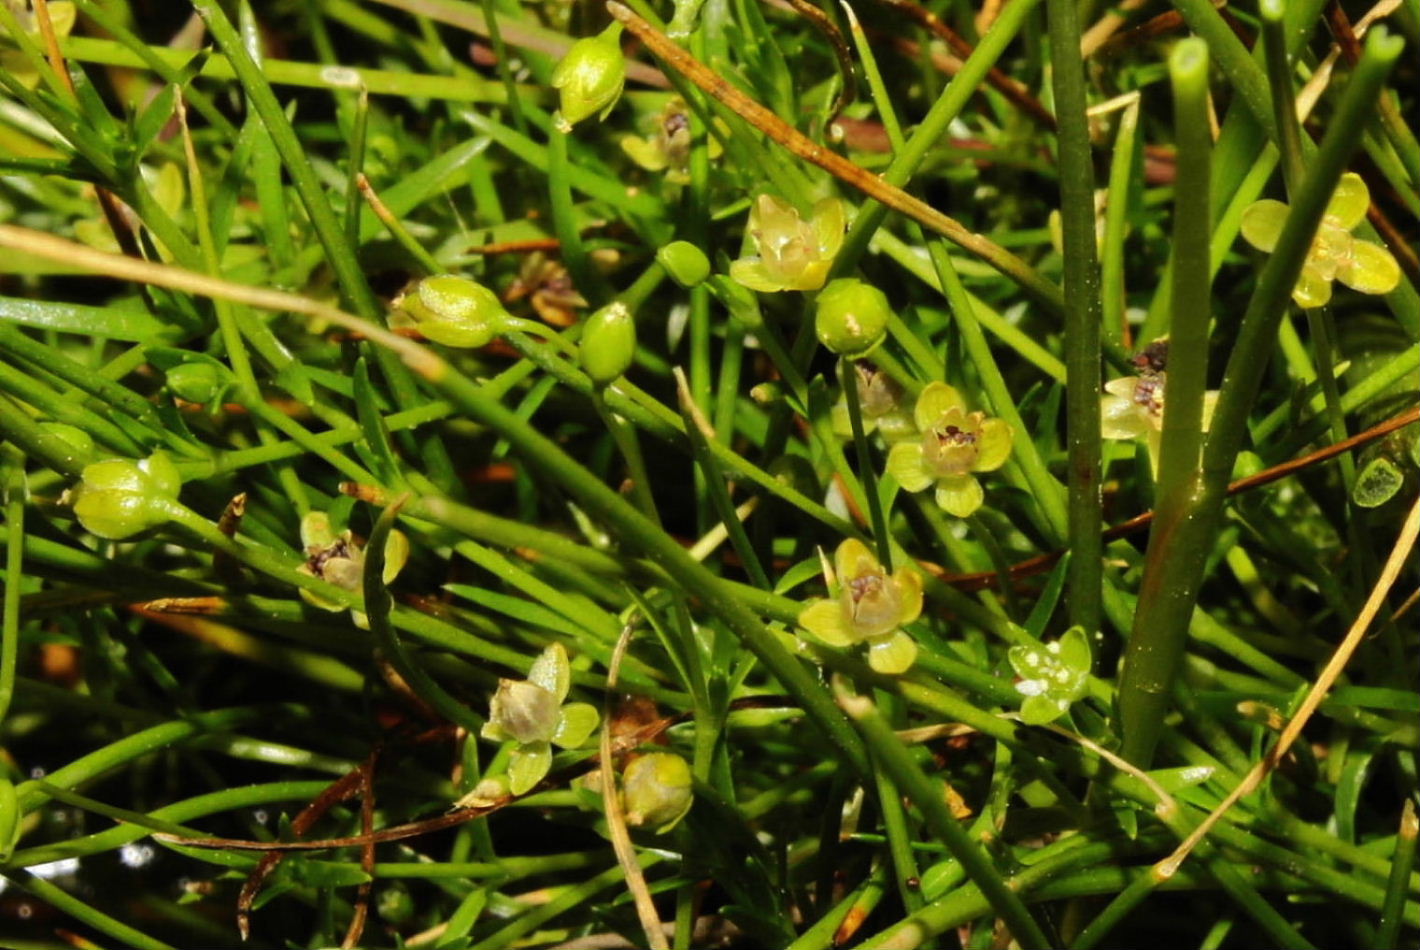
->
[729, 195, 845, 293]
[1008, 626, 1092, 725]
[886, 383, 1012, 517]
[797, 539, 922, 674]
[622, 752, 694, 832]
[1100, 344, 1218, 464]
[830, 362, 914, 443]
[620, 96, 722, 184]
[1240, 172, 1400, 309]
[297, 510, 408, 627]
[481, 643, 600, 795]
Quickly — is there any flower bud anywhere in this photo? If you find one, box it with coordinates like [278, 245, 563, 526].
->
[622, 752, 694, 831]
[166, 361, 229, 404]
[71, 452, 181, 540]
[580, 302, 636, 385]
[487, 679, 560, 744]
[399, 275, 509, 348]
[551, 24, 626, 132]
[657, 241, 711, 288]
[815, 279, 890, 358]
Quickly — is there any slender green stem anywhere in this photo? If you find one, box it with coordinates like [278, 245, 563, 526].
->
[1101, 96, 1140, 347]
[838, 689, 1054, 949]
[1377, 799, 1419, 950]
[13, 872, 177, 950]
[1047, 0, 1104, 637]
[1260, 0, 1306, 195]
[1119, 28, 1405, 768]
[842, 359, 892, 571]
[0, 458, 22, 728]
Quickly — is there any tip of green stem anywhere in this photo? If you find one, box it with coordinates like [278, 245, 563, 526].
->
[1169, 37, 1209, 78]
[1258, 0, 1285, 24]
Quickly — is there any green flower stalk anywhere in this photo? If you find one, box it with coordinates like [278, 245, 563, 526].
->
[70, 452, 182, 540]
[1240, 172, 1400, 309]
[551, 23, 626, 133]
[297, 510, 408, 627]
[729, 195, 845, 293]
[798, 538, 922, 674]
[886, 383, 1013, 517]
[622, 752, 694, 832]
[391, 274, 513, 348]
[815, 278, 891, 358]
[481, 643, 600, 795]
[1008, 626, 1092, 725]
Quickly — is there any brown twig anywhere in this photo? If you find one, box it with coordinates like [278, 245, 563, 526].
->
[878, 0, 1056, 129]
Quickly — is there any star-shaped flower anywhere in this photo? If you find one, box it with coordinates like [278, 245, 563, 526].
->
[729, 195, 845, 293]
[797, 539, 922, 674]
[481, 643, 600, 795]
[885, 382, 1012, 517]
[297, 510, 408, 627]
[1240, 172, 1400, 309]
[1100, 341, 1218, 464]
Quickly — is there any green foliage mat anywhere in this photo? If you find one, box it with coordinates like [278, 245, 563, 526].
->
[0, 0, 1416, 947]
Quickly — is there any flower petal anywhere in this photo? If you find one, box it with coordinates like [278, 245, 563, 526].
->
[934, 475, 984, 517]
[1325, 171, 1369, 231]
[913, 382, 966, 430]
[1338, 240, 1401, 296]
[893, 568, 923, 624]
[834, 538, 878, 585]
[1059, 626, 1093, 674]
[301, 511, 335, 549]
[799, 597, 858, 645]
[886, 441, 933, 492]
[811, 197, 847, 258]
[1240, 199, 1289, 253]
[867, 631, 918, 674]
[1101, 395, 1149, 441]
[1103, 377, 1138, 399]
[729, 258, 785, 293]
[621, 135, 669, 171]
[382, 530, 410, 584]
[552, 702, 600, 748]
[974, 418, 1013, 472]
[787, 259, 831, 292]
[1019, 693, 1069, 726]
[507, 741, 553, 795]
[1292, 264, 1333, 309]
[528, 642, 571, 701]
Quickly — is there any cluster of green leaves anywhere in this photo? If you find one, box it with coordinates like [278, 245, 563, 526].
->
[0, 0, 1415, 948]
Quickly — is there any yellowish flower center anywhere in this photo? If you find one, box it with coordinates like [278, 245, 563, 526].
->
[922, 417, 982, 475]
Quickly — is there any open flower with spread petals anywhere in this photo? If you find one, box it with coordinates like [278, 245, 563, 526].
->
[1240, 172, 1400, 309]
[798, 539, 922, 674]
[1009, 626, 1092, 725]
[481, 643, 600, 795]
[297, 510, 408, 627]
[729, 195, 845, 293]
[886, 383, 1012, 517]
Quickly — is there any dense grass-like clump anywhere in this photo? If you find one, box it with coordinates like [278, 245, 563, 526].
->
[0, 0, 1416, 947]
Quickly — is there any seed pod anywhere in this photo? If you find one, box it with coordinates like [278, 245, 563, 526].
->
[401, 275, 509, 348]
[815, 278, 890, 358]
[622, 752, 694, 832]
[657, 241, 711, 288]
[580, 302, 636, 385]
[551, 25, 626, 131]
[71, 452, 181, 540]
[166, 361, 230, 404]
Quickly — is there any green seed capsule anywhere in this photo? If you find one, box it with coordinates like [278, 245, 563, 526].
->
[402, 275, 509, 348]
[657, 241, 711, 288]
[38, 422, 94, 463]
[71, 453, 181, 540]
[815, 278, 890, 358]
[166, 361, 229, 404]
[622, 752, 694, 832]
[580, 302, 636, 385]
[551, 25, 626, 132]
